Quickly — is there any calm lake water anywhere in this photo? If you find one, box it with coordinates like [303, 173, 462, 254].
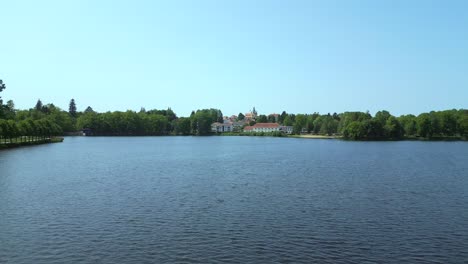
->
[0, 137, 467, 263]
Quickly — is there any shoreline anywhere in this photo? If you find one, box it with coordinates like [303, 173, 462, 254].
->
[0, 137, 64, 150]
[215, 133, 467, 141]
[53, 134, 467, 141]
[288, 134, 339, 139]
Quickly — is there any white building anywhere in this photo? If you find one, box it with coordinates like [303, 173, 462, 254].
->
[244, 123, 280, 132]
[280, 126, 293, 134]
[243, 123, 293, 134]
[211, 122, 233, 133]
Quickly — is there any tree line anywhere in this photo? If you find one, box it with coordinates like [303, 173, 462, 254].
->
[278, 110, 467, 140]
[1, 79, 467, 141]
[76, 108, 223, 136]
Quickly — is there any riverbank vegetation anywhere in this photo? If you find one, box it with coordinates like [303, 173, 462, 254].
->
[1, 79, 467, 141]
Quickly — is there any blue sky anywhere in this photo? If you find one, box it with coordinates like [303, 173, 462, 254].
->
[1, 0, 467, 117]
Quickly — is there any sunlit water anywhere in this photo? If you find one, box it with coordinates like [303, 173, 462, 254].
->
[1, 137, 467, 263]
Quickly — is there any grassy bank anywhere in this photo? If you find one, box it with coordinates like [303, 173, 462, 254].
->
[0, 137, 64, 150]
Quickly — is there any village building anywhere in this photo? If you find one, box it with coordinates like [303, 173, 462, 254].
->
[231, 121, 245, 131]
[243, 126, 254, 132]
[244, 107, 258, 121]
[211, 122, 233, 133]
[223, 115, 238, 123]
[244, 123, 280, 132]
[280, 126, 293, 134]
[243, 123, 293, 134]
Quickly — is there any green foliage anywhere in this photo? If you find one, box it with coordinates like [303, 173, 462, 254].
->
[84, 106, 95, 113]
[190, 109, 222, 135]
[320, 115, 339, 135]
[398, 115, 417, 136]
[69, 99, 77, 118]
[75, 108, 219, 136]
[257, 115, 268, 123]
[35, 99, 43, 112]
[338, 112, 372, 134]
[76, 110, 169, 136]
[237, 113, 245, 121]
[283, 115, 293, 126]
[312, 115, 338, 135]
[0, 79, 5, 93]
[339, 110, 467, 140]
[267, 115, 276, 123]
[439, 110, 458, 136]
[459, 112, 468, 137]
[343, 121, 366, 140]
[279, 111, 287, 124]
[293, 114, 307, 134]
[305, 114, 318, 133]
[174, 117, 191, 135]
[375, 110, 391, 126]
[0, 117, 61, 144]
[0, 79, 5, 105]
[384, 116, 403, 139]
[417, 113, 433, 138]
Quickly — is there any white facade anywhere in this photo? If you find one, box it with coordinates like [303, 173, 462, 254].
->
[252, 127, 280, 132]
[244, 123, 281, 133]
[280, 126, 293, 134]
[211, 122, 233, 133]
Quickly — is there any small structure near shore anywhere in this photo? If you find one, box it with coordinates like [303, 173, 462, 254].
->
[82, 128, 93, 136]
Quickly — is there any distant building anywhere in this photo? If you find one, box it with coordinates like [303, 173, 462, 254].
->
[211, 122, 233, 133]
[243, 123, 293, 134]
[280, 126, 293, 134]
[244, 107, 258, 121]
[244, 123, 280, 133]
[231, 121, 245, 132]
[223, 115, 238, 123]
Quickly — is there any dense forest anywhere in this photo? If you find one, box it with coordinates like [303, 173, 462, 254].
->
[0, 79, 467, 141]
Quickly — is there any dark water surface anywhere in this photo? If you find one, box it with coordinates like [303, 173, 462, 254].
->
[1, 137, 467, 263]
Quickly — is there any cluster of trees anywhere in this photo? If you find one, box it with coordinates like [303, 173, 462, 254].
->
[339, 110, 468, 140]
[0, 80, 66, 143]
[276, 110, 468, 140]
[76, 108, 223, 136]
[1, 79, 225, 139]
[0, 118, 62, 144]
[236, 109, 466, 140]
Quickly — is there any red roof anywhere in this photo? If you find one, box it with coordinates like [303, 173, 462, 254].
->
[253, 123, 279, 128]
[244, 126, 254, 131]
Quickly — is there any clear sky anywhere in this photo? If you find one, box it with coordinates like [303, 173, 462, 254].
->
[1, 0, 467, 117]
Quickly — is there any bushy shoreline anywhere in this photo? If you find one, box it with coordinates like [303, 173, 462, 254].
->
[0, 137, 63, 150]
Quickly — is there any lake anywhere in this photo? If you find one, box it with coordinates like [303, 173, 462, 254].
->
[1, 137, 467, 263]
